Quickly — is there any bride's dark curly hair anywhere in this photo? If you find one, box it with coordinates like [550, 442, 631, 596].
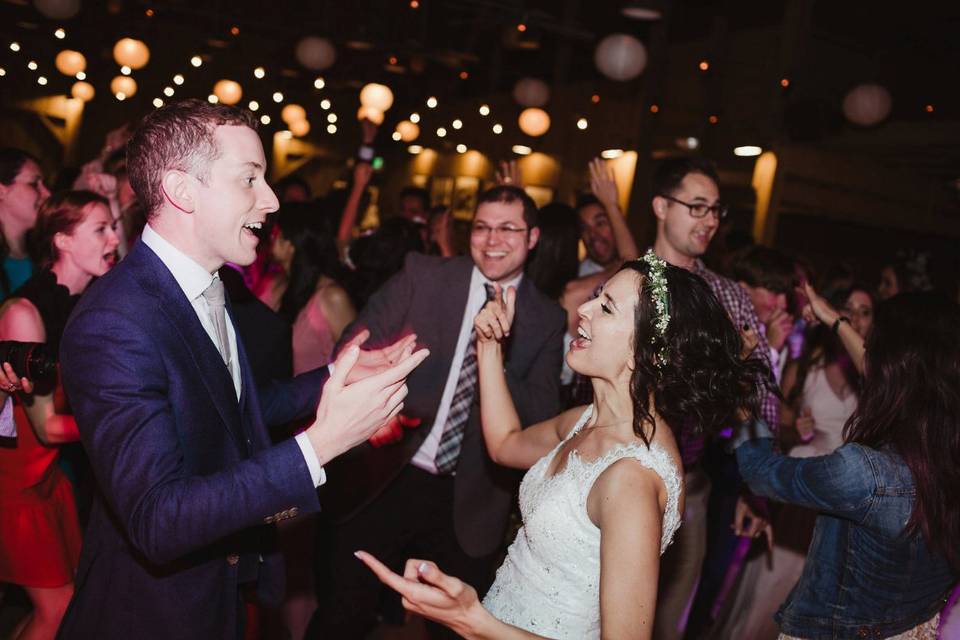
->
[621, 260, 768, 447]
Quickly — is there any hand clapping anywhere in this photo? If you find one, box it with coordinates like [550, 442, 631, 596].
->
[475, 284, 517, 343]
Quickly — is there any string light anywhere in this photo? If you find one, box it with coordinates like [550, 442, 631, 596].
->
[27, 61, 38, 71]
[327, 124, 337, 134]
[153, 98, 164, 108]
[925, 104, 934, 113]
[54, 28, 66, 39]
[479, 104, 490, 116]
[163, 86, 174, 96]
[145, 8, 154, 17]
[780, 78, 790, 88]
[115, 92, 127, 101]
[650, 104, 659, 113]
[391, 131, 402, 141]
[698, 60, 709, 71]
[314, 77, 325, 89]
[37, 76, 47, 85]
[230, 25, 240, 36]
[708, 114, 719, 124]
[410, 112, 420, 123]
[512, 144, 531, 155]
[260, 114, 271, 125]
[459, 70, 469, 80]
[577, 117, 588, 130]
[452, 119, 463, 129]
[248, 100, 259, 111]
[0, 68, 6, 77]
[120, 65, 132, 75]
[75, 71, 86, 80]
[208, 94, 219, 104]
[173, 74, 184, 85]
[408, 145, 423, 154]
[733, 146, 762, 157]
[600, 149, 623, 159]
[456, 144, 467, 153]
[591, 94, 600, 104]
[409, 0, 419, 8]
[254, 67, 265, 79]
[517, 23, 527, 32]
[436, 127, 447, 137]
[273, 91, 284, 103]
[320, 99, 331, 110]
[190, 55, 202, 67]
[492, 123, 503, 134]
[10, 42, 20, 52]
[327, 113, 337, 123]
[426, 96, 438, 108]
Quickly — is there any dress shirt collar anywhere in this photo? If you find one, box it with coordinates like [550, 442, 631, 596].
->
[141, 223, 218, 302]
[471, 266, 523, 300]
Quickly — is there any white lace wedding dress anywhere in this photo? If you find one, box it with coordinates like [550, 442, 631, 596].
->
[483, 405, 683, 639]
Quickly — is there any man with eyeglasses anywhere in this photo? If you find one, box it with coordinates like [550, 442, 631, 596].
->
[309, 185, 565, 639]
[649, 157, 778, 640]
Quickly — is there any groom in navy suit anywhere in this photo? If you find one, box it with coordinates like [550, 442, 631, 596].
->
[57, 99, 427, 639]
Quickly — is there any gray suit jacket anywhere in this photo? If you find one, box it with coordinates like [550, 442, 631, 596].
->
[322, 253, 565, 557]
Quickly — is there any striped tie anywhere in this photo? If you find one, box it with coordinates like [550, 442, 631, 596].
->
[434, 283, 497, 474]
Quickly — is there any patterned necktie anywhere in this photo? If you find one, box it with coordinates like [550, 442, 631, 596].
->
[434, 283, 497, 474]
[202, 275, 232, 369]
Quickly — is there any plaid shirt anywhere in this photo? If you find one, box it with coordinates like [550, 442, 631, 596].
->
[692, 259, 780, 427]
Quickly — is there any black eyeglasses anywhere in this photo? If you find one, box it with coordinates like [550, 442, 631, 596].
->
[660, 194, 728, 220]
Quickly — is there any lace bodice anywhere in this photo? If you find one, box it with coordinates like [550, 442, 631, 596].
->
[483, 405, 683, 639]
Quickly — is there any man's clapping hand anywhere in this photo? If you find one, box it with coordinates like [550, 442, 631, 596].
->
[307, 333, 429, 464]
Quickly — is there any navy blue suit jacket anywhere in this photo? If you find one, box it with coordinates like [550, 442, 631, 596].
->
[57, 241, 325, 639]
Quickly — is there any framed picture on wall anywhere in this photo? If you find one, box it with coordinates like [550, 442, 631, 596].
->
[453, 176, 480, 220]
[430, 176, 454, 207]
[524, 185, 554, 208]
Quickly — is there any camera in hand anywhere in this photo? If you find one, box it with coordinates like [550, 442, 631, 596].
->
[0, 341, 57, 381]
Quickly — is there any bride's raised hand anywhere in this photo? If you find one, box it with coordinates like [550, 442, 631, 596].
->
[355, 551, 485, 636]
[474, 284, 517, 343]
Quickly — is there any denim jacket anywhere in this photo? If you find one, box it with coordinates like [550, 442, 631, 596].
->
[734, 423, 956, 639]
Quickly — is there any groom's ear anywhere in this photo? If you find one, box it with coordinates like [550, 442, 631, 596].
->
[160, 170, 196, 214]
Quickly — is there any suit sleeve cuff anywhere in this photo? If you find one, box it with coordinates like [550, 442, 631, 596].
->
[294, 431, 327, 487]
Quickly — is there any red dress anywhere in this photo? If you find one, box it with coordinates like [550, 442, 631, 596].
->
[0, 269, 83, 587]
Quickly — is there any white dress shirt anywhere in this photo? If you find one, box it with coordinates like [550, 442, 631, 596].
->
[410, 267, 522, 474]
[0, 396, 14, 437]
[140, 225, 325, 487]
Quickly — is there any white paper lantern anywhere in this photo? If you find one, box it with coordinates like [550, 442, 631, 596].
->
[34, 0, 80, 19]
[842, 83, 892, 127]
[295, 36, 336, 71]
[396, 120, 420, 142]
[110, 75, 137, 98]
[71, 80, 95, 102]
[594, 34, 647, 81]
[512, 78, 550, 107]
[281, 103, 307, 125]
[359, 83, 394, 112]
[113, 38, 150, 70]
[55, 50, 86, 77]
[289, 119, 311, 137]
[518, 107, 550, 137]
[213, 79, 242, 105]
[357, 105, 384, 125]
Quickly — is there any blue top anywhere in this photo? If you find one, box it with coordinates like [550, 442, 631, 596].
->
[3, 255, 33, 298]
[734, 422, 956, 639]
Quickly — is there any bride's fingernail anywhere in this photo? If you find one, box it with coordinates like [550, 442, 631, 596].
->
[418, 562, 429, 574]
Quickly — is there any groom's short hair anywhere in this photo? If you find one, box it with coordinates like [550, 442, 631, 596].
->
[127, 98, 257, 218]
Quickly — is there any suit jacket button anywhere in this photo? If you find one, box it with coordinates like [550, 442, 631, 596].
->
[227, 554, 240, 566]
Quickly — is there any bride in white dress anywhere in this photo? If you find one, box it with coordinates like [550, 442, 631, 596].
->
[358, 252, 765, 639]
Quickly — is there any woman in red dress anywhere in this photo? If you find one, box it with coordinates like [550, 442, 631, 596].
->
[0, 191, 119, 639]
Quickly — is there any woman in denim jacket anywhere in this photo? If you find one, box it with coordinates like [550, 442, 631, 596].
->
[734, 285, 958, 639]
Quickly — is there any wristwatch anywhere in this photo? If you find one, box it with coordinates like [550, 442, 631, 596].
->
[831, 316, 851, 335]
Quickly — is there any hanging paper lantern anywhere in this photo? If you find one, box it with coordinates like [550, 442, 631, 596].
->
[396, 120, 420, 142]
[594, 34, 647, 81]
[71, 80, 95, 102]
[113, 38, 150, 70]
[289, 119, 311, 137]
[518, 107, 550, 137]
[33, 0, 80, 19]
[359, 83, 394, 112]
[281, 103, 307, 125]
[512, 78, 550, 108]
[55, 50, 86, 77]
[212, 79, 242, 105]
[357, 105, 384, 125]
[110, 75, 137, 98]
[842, 83, 892, 127]
[295, 36, 336, 71]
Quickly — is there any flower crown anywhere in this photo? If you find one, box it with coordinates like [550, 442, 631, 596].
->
[641, 249, 670, 367]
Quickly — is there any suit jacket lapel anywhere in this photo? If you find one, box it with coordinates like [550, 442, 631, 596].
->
[126, 243, 245, 449]
[436, 258, 474, 365]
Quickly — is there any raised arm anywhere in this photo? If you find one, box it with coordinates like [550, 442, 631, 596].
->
[475, 284, 566, 469]
[589, 157, 639, 262]
[799, 281, 865, 374]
